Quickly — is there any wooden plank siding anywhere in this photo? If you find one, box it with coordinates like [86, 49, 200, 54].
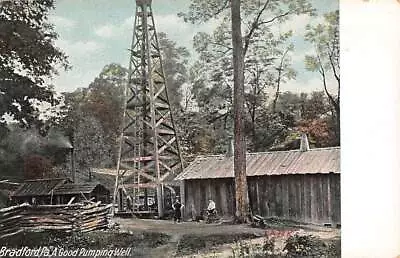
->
[183, 173, 340, 224]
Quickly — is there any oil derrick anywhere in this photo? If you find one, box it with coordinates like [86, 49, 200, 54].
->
[113, 0, 184, 218]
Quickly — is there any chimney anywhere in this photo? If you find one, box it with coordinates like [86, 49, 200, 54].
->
[69, 134, 75, 183]
[226, 138, 234, 157]
[70, 147, 75, 183]
[299, 133, 310, 152]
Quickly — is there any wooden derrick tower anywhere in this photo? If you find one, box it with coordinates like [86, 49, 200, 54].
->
[113, 0, 184, 217]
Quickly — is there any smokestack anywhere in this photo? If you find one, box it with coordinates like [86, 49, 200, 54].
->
[71, 147, 75, 183]
[69, 133, 75, 183]
[300, 133, 310, 152]
[226, 138, 234, 157]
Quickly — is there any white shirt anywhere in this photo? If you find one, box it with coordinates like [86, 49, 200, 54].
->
[207, 200, 216, 210]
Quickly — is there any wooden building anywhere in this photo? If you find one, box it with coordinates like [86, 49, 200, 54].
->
[176, 146, 340, 225]
[53, 183, 110, 204]
[0, 180, 21, 207]
[12, 178, 110, 205]
[12, 178, 71, 204]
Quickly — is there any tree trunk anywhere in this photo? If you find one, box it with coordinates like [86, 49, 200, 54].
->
[335, 107, 340, 145]
[231, 0, 250, 223]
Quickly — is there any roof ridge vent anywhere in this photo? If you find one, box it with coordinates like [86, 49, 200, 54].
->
[300, 133, 310, 152]
[225, 138, 234, 157]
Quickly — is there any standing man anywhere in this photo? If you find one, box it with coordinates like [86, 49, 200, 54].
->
[127, 195, 133, 211]
[172, 197, 184, 223]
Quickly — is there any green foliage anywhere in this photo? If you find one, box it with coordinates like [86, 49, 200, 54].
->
[73, 115, 111, 170]
[283, 234, 329, 257]
[176, 89, 338, 155]
[263, 236, 276, 254]
[158, 32, 190, 110]
[230, 235, 339, 258]
[304, 10, 340, 140]
[231, 240, 269, 258]
[178, 0, 322, 155]
[57, 63, 127, 170]
[177, 233, 258, 256]
[179, 0, 315, 24]
[0, 0, 69, 131]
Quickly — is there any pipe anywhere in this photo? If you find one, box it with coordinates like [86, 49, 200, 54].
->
[71, 147, 75, 183]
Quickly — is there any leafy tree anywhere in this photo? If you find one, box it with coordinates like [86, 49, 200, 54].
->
[23, 154, 54, 180]
[296, 118, 336, 147]
[58, 64, 127, 168]
[158, 32, 190, 110]
[0, 0, 69, 132]
[271, 91, 338, 148]
[295, 91, 337, 147]
[183, 0, 312, 154]
[84, 64, 126, 161]
[305, 10, 340, 142]
[73, 115, 110, 180]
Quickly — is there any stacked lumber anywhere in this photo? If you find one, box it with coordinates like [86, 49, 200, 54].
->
[0, 202, 112, 238]
[74, 202, 113, 232]
[21, 204, 79, 232]
[0, 203, 28, 238]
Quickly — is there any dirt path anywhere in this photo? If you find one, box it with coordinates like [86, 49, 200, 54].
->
[114, 218, 267, 236]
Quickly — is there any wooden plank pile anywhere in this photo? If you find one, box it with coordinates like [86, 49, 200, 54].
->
[0, 203, 28, 238]
[75, 202, 113, 233]
[0, 202, 112, 239]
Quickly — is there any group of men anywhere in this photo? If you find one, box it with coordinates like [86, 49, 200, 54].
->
[172, 197, 216, 223]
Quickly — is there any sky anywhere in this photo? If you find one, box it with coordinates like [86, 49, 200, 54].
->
[49, 0, 338, 94]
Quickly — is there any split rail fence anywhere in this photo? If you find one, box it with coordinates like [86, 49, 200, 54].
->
[0, 202, 112, 239]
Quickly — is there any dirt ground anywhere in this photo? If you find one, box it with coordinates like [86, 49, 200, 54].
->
[112, 217, 340, 257]
[2, 217, 340, 257]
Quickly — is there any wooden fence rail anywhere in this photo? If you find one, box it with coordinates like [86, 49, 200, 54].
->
[0, 202, 112, 239]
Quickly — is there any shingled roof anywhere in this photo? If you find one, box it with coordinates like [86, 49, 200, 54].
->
[12, 178, 71, 197]
[176, 147, 340, 180]
[53, 183, 109, 195]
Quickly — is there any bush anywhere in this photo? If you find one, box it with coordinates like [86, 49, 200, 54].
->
[283, 234, 328, 257]
[231, 241, 265, 258]
[327, 239, 341, 257]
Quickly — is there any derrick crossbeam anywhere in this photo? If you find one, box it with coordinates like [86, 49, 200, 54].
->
[112, 0, 184, 218]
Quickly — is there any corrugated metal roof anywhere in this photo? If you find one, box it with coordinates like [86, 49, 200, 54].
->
[176, 147, 340, 180]
[12, 178, 71, 197]
[53, 183, 109, 195]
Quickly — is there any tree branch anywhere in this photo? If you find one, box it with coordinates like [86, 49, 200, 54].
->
[257, 11, 290, 27]
[210, 41, 232, 50]
[324, 42, 340, 116]
[326, 42, 340, 85]
[317, 54, 338, 115]
[212, 0, 231, 18]
[272, 47, 290, 113]
[243, 0, 270, 56]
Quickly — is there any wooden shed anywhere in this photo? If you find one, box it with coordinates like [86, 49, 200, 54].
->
[53, 183, 111, 204]
[12, 178, 111, 205]
[12, 178, 71, 205]
[176, 146, 340, 225]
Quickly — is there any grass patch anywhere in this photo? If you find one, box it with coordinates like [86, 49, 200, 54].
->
[176, 233, 259, 255]
[3, 230, 171, 257]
